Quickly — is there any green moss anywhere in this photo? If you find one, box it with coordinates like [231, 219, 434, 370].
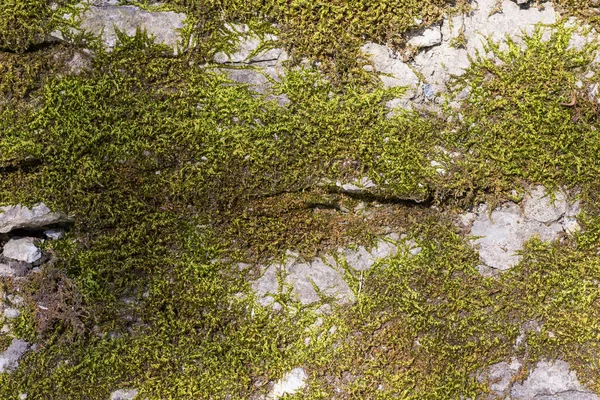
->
[443, 24, 600, 204]
[0, 0, 80, 52]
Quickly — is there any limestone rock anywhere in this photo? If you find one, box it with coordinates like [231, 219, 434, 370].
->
[0, 339, 30, 373]
[44, 230, 65, 240]
[214, 24, 284, 65]
[477, 358, 522, 395]
[468, 187, 577, 271]
[523, 186, 567, 223]
[110, 389, 138, 400]
[267, 368, 307, 399]
[407, 26, 442, 48]
[0, 203, 67, 234]
[3, 238, 42, 264]
[360, 42, 420, 89]
[511, 360, 598, 399]
[76, 6, 186, 50]
[413, 0, 556, 96]
[0, 262, 28, 278]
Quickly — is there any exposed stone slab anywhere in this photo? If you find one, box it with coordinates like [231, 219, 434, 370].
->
[0, 339, 30, 373]
[0, 203, 68, 234]
[76, 5, 186, 50]
[360, 42, 420, 89]
[267, 368, 307, 399]
[511, 360, 598, 399]
[110, 389, 138, 400]
[3, 238, 42, 264]
[468, 186, 577, 271]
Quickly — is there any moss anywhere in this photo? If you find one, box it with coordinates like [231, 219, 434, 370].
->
[442, 24, 600, 204]
[0, 0, 80, 52]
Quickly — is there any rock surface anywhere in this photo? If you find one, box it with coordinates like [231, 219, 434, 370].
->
[360, 42, 420, 90]
[252, 233, 415, 306]
[76, 6, 186, 50]
[267, 368, 307, 399]
[0, 204, 67, 234]
[109, 388, 138, 400]
[511, 360, 598, 399]
[3, 238, 42, 264]
[478, 359, 598, 399]
[467, 186, 577, 271]
[0, 339, 30, 373]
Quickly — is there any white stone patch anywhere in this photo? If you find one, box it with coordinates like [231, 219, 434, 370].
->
[412, 0, 556, 96]
[267, 368, 308, 399]
[467, 186, 578, 271]
[3, 238, 42, 264]
[44, 229, 65, 240]
[407, 26, 442, 48]
[360, 42, 420, 90]
[64, 6, 186, 51]
[110, 388, 138, 400]
[336, 177, 378, 194]
[0, 339, 30, 373]
[0, 263, 28, 278]
[0, 203, 67, 234]
[511, 360, 599, 399]
[251, 233, 416, 306]
[478, 359, 599, 399]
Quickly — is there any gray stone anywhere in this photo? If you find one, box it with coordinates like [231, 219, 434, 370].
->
[537, 392, 600, 400]
[267, 368, 307, 399]
[0, 263, 28, 278]
[0, 339, 30, 373]
[470, 202, 563, 270]
[523, 186, 567, 223]
[412, 0, 556, 96]
[511, 360, 597, 399]
[3, 238, 42, 264]
[286, 259, 354, 305]
[336, 177, 378, 194]
[44, 229, 65, 240]
[214, 24, 284, 65]
[477, 358, 522, 395]
[0, 203, 67, 234]
[76, 6, 186, 50]
[251, 264, 281, 307]
[360, 43, 420, 89]
[407, 26, 442, 48]
[3, 308, 20, 319]
[110, 389, 138, 400]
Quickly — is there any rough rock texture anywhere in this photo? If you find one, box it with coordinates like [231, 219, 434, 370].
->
[467, 186, 577, 271]
[109, 388, 138, 400]
[413, 0, 556, 97]
[363, 0, 556, 106]
[213, 24, 289, 104]
[0, 203, 67, 234]
[511, 360, 598, 399]
[0, 262, 28, 278]
[360, 42, 419, 90]
[0, 339, 30, 373]
[267, 368, 307, 399]
[252, 233, 417, 306]
[478, 359, 599, 399]
[76, 6, 186, 50]
[3, 238, 42, 264]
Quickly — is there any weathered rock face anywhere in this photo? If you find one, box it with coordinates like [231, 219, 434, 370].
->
[73, 5, 186, 50]
[360, 42, 420, 90]
[0, 204, 67, 234]
[2, 238, 42, 264]
[267, 368, 307, 400]
[0, 339, 30, 374]
[109, 388, 139, 400]
[511, 360, 598, 399]
[213, 24, 289, 104]
[478, 359, 599, 399]
[251, 233, 419, 307]
[466, 186, 578, 272]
